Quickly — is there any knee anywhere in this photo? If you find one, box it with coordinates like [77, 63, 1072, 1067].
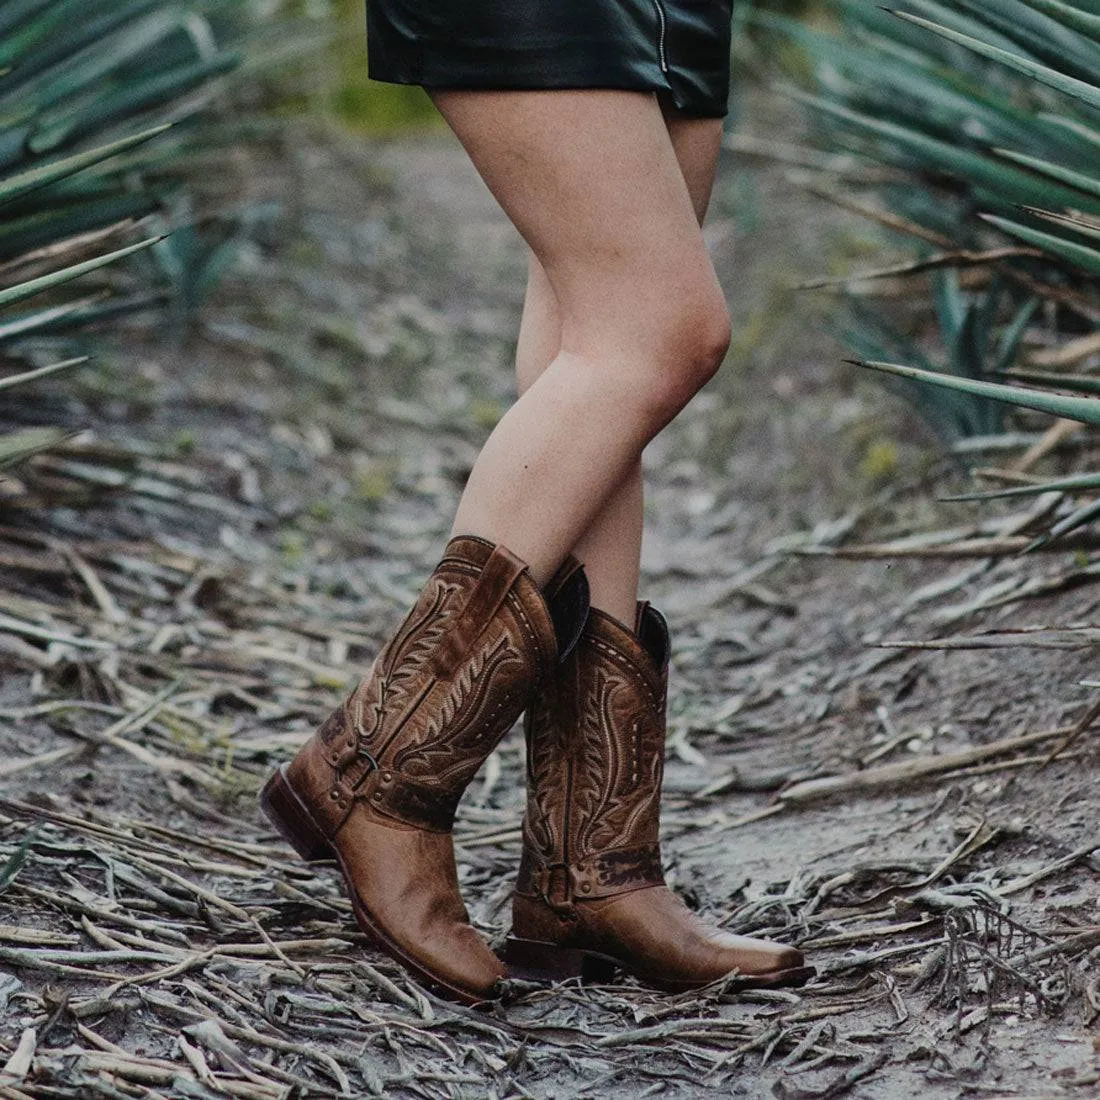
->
[641, 286, 731, 426]
[679, 292, 732, 393]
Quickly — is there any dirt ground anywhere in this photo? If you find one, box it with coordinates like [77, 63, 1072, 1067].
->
[1, 88, 1098, 1098]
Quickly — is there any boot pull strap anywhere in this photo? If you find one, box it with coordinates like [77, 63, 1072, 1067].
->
[430, 544, 528, 679]
[547, 554, 589, 662]
[546, 554, 584, 597]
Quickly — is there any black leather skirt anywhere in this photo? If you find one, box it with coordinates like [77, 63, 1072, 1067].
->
[365, 0, 734, 118]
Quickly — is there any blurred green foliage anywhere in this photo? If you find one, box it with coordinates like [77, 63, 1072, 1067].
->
[0, 0, 279, 477]
[755, 0, 1100, 549]
[329, 0, 437, 132]
[331, 5, 438, 133]
[751, 0, 1100, 448]
[273, 0, 438, 131]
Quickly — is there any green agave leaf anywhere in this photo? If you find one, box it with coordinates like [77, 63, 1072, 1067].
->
[0, 354, 86, 392]
[0, 122, 170, 208]
[0, 0, 56, 40]
[7, 7, 202, 116]
[0, 426, 67, 469]
[877, 0, 1047, 60]
[935, 272, 1013, 436]
[0, 194, 157, 260]
[787, 90, 1100, 216]
[948, 0, 1100, 82]
[1039, 112, 1100, 151]
[835, 0, 1034, 72]
[854, 357, 1100, 425]
[181, 237, 241, 307]
[0, 298, 94, 342]
[993, 295, 1040, 377]
[0, 123, 221, 202]
[841, 295, 994, 443]
[973, 274, 1003, 367]
[1036, 0, 1100, 15]
[0, 291, 165, 344]
[0, 125, 33, 174]
[889, 10, 1100, 112]
[0, 235, 161, 309]
[755, 8, 1076, 158]
[0, 0, 253, 355]
[1025, 495, 1100, 551]
[998, 368, 1100, 394]
[0, 0, 165, 96]
[1020, 0, 1100, 37]
[0, 0, 78, 72]
[0, 172, 124, 212]
[980, 212, 1100, 274]
[28, 52, 238, 154]
[842, 296, 938, 373]
[933, 267, 966, 344]
[1020, 205, 1100, 241]
[993, 146, 1100, 199]
[943, 471, 1100, 501]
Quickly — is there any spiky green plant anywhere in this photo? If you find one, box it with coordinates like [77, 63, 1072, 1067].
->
[0, 0, 255, 478]
[751, 0, 1100, 544]
[754, 1, 1100, 238]
[859, 357, 1100, 549]
[839, 270, 1039, 445]
[0, 232, 160, 465]
[0, 1, 248, 340]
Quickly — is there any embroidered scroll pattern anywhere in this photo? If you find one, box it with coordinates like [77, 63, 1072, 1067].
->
[523, 677, 571, 861]
[346, 576, 462, 756]
[395, 629, 526, 784]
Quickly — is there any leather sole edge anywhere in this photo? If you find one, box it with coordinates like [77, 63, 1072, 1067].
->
[504, 935, 816, 992]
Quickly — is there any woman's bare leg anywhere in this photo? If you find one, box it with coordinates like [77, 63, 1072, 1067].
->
[434, 89, 731, 590]
[514, 112, 725, 622]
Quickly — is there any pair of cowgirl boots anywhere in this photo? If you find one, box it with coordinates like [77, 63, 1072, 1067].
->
[261, 535, 811, 1003]
[507, 559, 814, 991]
[260, 535, 590, 1004]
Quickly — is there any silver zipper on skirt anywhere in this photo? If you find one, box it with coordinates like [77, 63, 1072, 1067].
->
[651, 0, 669, 72]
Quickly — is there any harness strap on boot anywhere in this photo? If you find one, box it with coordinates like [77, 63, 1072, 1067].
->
[519, 845, 665, 903]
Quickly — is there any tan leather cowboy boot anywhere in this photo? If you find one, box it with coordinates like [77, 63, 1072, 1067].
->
[506, 595, 814, 991]
[260, 535, 588, 1004]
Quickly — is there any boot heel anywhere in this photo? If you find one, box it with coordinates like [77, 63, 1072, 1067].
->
[260, 765, 334, 862]
[503, 936, 617, 984]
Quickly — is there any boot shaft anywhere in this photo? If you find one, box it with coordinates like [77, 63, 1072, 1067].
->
[519, 601, 670, 905]
[289, 535, 588, 835]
